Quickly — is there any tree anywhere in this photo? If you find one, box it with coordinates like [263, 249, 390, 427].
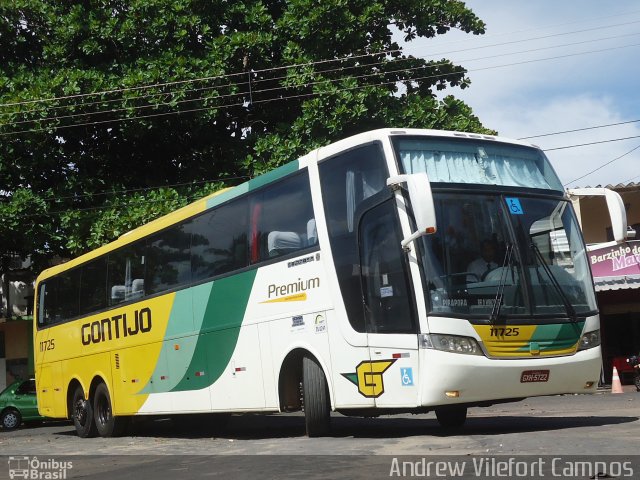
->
[0, 0, 492, 272]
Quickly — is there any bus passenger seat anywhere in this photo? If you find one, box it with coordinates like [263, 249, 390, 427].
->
[130, 279, 145, 298]
[111, 285, 125, 302]
[307, 219, 317, 246]
[267, 231, 301, 257]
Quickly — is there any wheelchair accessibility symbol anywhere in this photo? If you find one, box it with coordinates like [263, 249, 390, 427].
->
[505, 197, 524, 215]
[401, 367, 414, 386]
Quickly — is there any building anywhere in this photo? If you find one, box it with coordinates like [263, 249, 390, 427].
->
[0, 256, 35, 391]
[570, 183, 640, 384]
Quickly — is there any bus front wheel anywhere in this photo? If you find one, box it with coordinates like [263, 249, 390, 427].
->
[302, 356, 331, 437]
[435, 406, 467, 429]
[72, 385, 97, 438]
[93, 383, 128, 437]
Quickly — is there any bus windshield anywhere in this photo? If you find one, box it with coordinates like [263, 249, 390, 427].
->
[393, 136, 563, 190]
[417, 192, 598, 319]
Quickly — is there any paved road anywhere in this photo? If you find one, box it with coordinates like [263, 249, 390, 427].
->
[1, 390, 639, 479]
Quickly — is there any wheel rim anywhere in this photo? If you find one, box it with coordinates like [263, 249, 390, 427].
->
[75, 398, 88, 426]
[96, 394, 110, 427]
[4, 412, 19, 429]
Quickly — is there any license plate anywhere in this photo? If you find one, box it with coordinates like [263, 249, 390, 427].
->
[520, 370, 550, 383]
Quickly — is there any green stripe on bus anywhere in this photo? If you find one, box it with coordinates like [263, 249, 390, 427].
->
[517, 322, 584, 352]
[139, 284, 210, 394]
[170, 269, 258, 392]
[205, 160, 300, 209]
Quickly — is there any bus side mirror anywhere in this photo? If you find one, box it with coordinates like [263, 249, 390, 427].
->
[387, 173, 437, 248]
[567, 188, 629, 242]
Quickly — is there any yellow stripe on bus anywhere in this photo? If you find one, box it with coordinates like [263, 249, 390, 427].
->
[260, 292, 308, 303]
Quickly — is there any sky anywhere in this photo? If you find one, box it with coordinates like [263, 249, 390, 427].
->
[400, 1, 640, 188]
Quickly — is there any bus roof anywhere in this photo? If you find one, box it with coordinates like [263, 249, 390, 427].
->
[307, 128, 540, 163]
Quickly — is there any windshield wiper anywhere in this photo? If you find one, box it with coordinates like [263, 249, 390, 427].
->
[489, 243, 514, 324]
[530, 242, 577, 322]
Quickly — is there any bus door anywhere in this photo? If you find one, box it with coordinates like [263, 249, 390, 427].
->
[359, 200, 420, 407]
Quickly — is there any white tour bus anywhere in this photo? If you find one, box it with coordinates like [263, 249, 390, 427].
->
[34, 129, 606, 438]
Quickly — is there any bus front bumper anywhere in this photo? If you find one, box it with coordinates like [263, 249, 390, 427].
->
[419, 346, 601, 407]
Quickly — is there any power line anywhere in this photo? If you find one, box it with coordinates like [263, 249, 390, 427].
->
[3, 40, 640, 138]
[562, 143, 640, 186]
[2, 173, 257, 218]
[400, 8, 640, 49]
[4, 25, 638, 121]
[421, 20, 640, 61]
[4, 31, 637, 130]
[2, 17, 639, 112]
[6, 192, 213, 220]
[519, 119, 640, 140]
[544, 135, 640, 151]
[4, 135, 640, 216]
[620, 173, 640, 185]
[0, 48, 401, 109]
[4, 30, 639, 130]
[0, 175, 249, 204]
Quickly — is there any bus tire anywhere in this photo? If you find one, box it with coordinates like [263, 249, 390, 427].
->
[435, 406, 467, 429]
[302, 355, 331, 437]
[1, 408, 21, 430]
[93, 383, 127, 437]
[72, 385, 97, 438]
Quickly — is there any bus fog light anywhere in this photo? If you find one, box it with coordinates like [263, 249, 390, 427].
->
[584, 381, 595, 388]
[445, 391, 460, 398]
[420, 334, 483, 355]
[578, 330, 600, 350]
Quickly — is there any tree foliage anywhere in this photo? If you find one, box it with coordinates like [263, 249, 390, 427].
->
[0, 0, 492, 270]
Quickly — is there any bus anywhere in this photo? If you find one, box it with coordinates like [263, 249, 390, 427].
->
[34, 128, 605, 438]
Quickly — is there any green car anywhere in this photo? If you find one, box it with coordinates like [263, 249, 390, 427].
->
[0, 379, 42, 430]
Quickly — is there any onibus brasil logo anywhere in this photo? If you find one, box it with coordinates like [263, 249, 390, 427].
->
[342, 359, 396, 398]
[8, 456, 73, 479]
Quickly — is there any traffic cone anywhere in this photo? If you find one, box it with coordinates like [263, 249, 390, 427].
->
[611, 366, 624, 394]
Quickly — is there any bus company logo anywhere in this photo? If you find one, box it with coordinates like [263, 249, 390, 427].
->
[8, 456, 73, 480]
[81, 307, 152, 346]
[342, 360, 396, 398]
[261, 277, 321, 304]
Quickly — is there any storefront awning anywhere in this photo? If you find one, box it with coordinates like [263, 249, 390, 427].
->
[594, 275, 640, 292]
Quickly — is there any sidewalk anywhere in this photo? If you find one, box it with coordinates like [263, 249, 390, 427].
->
[598, 383, 638, 393]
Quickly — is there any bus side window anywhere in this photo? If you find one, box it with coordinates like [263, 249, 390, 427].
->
[79, 258, 108, 315]
[37, 283, 47, 326]
[319, 142, 389, 333]
[107, 242, 146, 306]
[359, 200, 415, 333]
[249, 171, 314, 263]
[40, 270, 81, 325]
[146, 221, 192, 295]
[191, 197, 249, 282]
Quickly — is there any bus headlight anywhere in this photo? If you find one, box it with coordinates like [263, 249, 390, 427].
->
[419, 334, 483, 355]
[578, 330, 600, 350]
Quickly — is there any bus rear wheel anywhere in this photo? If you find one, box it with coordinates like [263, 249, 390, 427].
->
[435, 406, 467, 429]
[72, 385, 97, 438]
[93, 383, 128, 437]
[302, 356, 331, 437]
